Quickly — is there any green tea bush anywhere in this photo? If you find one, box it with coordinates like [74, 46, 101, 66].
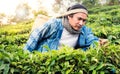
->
[88, 5, 119, 14]
[0, 45, 120, 74]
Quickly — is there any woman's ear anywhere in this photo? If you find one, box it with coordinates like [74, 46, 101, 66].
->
[67, 15, 72, 20]
[67, 16, 70, 19]
[67, 14, 74, 19]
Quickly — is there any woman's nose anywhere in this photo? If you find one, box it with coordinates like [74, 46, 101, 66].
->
[79, 20, 84, 26]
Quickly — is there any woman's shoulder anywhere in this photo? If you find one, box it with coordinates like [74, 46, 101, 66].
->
[45, 18, 62, 28]
[47, 17, 62, 24]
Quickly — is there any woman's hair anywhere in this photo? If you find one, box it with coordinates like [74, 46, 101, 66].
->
[67, 3, 88, 11]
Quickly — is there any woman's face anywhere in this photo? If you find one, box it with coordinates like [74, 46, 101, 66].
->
[68, 12, 87, 31]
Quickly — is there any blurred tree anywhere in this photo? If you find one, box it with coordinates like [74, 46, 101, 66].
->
[0, 13, 6, 19]
[34, 10, 48, 17]
[52, 0, 119, 14]
[32, 0, 48, 17]
[52, 0, 82, 14]
[82, 0, 99, 8]
[0, 13, 6, 25]
[52, 0, 105, 14]
[52, 0, 63, 13]
[107, 0, 120, 5]
[15, 3, 31, 22]
[36, 0, 43, 11]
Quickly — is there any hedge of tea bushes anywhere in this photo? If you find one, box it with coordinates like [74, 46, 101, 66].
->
[0, 20, 33, 36]
[88, 5, 120, 14]
[87, 5, 120, 44]
[88, 9, 120, 26]
[0, 20, 33, 46]
[0, 45, 120, 74]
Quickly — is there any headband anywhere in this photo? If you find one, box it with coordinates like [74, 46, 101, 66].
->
[56, 9, 88, 18]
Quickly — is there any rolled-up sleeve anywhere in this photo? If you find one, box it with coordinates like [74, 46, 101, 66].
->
[85, 27, 99, 48]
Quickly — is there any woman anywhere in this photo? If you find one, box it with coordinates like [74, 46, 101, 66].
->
[24, 3, 107, 52]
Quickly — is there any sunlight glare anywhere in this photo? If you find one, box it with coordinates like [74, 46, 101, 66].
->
[0, 0, 55, 16]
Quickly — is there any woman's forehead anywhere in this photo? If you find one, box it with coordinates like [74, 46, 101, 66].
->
[73, 12, 88, 18]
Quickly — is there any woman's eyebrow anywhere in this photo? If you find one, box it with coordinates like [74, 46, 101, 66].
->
[77, 17, 87, 21]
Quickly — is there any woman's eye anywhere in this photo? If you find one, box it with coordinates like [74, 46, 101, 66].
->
[78, 17, 82, 20]
[78, 17, 86, 22]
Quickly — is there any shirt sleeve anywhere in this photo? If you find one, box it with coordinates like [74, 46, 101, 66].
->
[23, 23, 50, 52]
[85, 28, 99, 48]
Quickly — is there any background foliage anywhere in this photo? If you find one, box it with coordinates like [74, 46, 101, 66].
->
[52, 0, 120, 14]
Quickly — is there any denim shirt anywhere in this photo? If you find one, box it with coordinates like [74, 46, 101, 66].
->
[24, 18, 99, 52]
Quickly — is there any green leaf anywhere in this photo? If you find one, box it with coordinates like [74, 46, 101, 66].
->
[89, 64, 97, 71]
[50, 60, 55, 66]
[92, 70, 96, 74]
[96, 62, 104, 70]
[10, 68, 14, 74]
[3, 64, 9, 74]
[43, 45, 51, 52]
[66, 65, 74, 74]
[0, 64, 5, 70]
[79, 70, 83, 74]
[100, 71, 105, 74]
[57, 54, 66, 60]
